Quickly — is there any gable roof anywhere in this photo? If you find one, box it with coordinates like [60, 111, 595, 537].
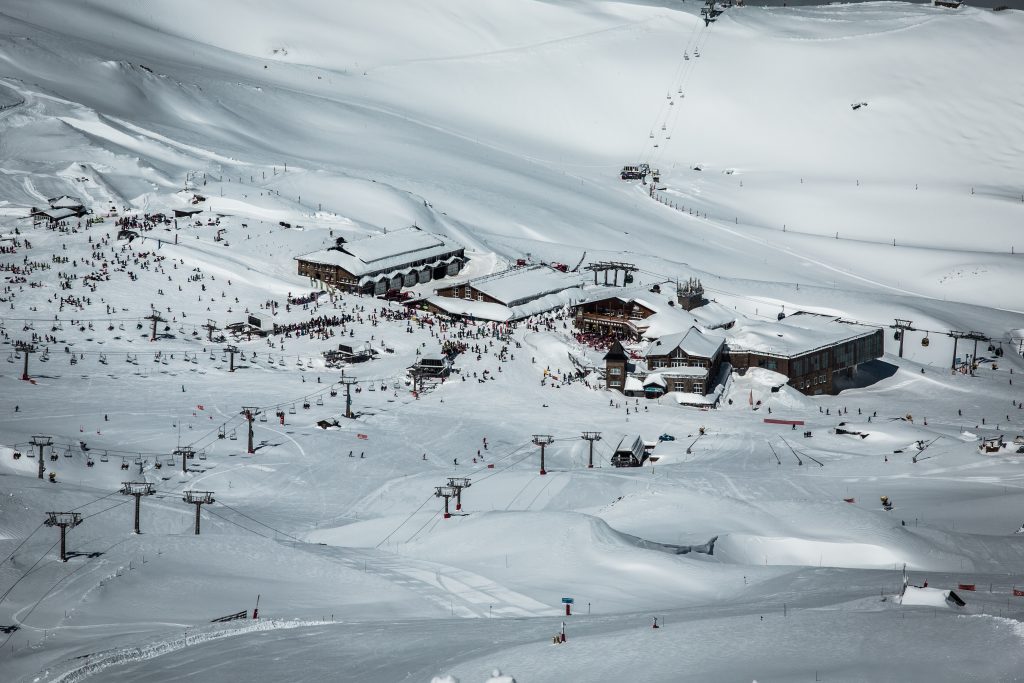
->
[297, 227, 464, 277]
[48, 195, 83, 209]
[466, 266, 582, 307]
[644, 326, 724, 359]
[725, 313, 879, 358]
[603, 340, 629, 362]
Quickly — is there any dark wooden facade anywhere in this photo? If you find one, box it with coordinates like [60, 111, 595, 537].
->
[645, 341, 723, 395]
[603, 341, 629, 393]
[435, 282, 504, 305]
[573, 297, 656, 341]
[727, 327, 883, 395]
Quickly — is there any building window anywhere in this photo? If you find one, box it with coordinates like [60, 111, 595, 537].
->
[692, 382, 703, 394]
[609, 367, 622, 376]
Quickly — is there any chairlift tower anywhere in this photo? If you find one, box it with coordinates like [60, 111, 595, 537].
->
[947, 330, 989, 376]
[583, 262, 638, 287]
[435, 486, 456, 519]
[44, 512, 82, 562]
[30, 435, 52, 480]
[120, 482, 155, 534]
[174, 446, 195, 474]
[183, 490, 215, 535]
[891, 319, 915, 358]
[340, 378, 358, 419]
[223, 345, 239, 372]
[241, 407, 260, 454]
[145, 310, 165, 342]
[203, 319, 219, 342]
[446, 477, 471, 511]
[581, 432, 602, 469]
[15, 341, 35, 381]
[532, 434, 555, 475]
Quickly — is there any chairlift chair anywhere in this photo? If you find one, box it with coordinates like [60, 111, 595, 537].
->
[288, 404, 296, 414]
[316, 395, 324, 406]
[154, 460, 161, 469]
[167, 455, 175, 466]
[921, 335, 930, 347]
[100, 451, 109, 463]
[229, 429, 237, 440]
[259, 411, 267, 422]
[218, 426, 226, 439]
[199, 451, 207, 460]
[64, 447, 73, 458]
[120, 459, 129, 470]
[50, 452, 59, 461]
[649, 131, 654, 139]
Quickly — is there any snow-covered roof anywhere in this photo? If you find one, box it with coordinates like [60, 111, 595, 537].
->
[425, 296, 513, 322]
[465, 266, 583, 307]
[644, 326, 724, 359]
[574, 284, 736, 338]
[35, 207, 80, 220]
[623, 376, 644, 392]
[726, 313, 879, 358]
[643, 373, 667, 387]
[48, 195, 83, 208]
[689, 300, 737, 330]
[297, 228, 463, 277]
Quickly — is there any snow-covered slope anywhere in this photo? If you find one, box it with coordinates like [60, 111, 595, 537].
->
[1, 1, 1023, 681]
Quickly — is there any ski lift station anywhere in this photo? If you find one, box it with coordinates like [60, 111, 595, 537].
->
[296, 226, 466, 295]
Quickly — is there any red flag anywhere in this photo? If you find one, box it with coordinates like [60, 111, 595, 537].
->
[197, 404, 204, 410]
[357, 433, 368, 440]
[1013, 588, 1024, 597]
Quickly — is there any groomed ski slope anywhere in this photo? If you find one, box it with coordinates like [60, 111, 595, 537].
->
[1, 1, 1023, 681]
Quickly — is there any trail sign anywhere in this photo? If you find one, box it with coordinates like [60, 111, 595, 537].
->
[561, 597, 574, 604]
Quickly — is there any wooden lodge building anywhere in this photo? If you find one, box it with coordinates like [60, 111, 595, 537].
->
[296, 227, 465, 295]
[422, 265, 583, 322]
[605, 312, 883, 399]
[30, 195, 88, 226]
[642, 326, 726, 396]
[724, 313, 883, 395]
[574, 278, 735, 342]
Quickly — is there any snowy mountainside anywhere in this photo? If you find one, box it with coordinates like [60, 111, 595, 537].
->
[1, 1, 1024, 681]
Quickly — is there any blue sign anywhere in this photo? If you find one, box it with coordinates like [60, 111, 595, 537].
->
[561, 597, 574, 604]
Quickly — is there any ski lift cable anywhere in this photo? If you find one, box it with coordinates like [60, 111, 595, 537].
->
[651, 25, 713, 165]
[0, 537, 129, 652]
[637, 21, 704, 161]
[0, 521, 46, 571]
[641, 25, 709, 164]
